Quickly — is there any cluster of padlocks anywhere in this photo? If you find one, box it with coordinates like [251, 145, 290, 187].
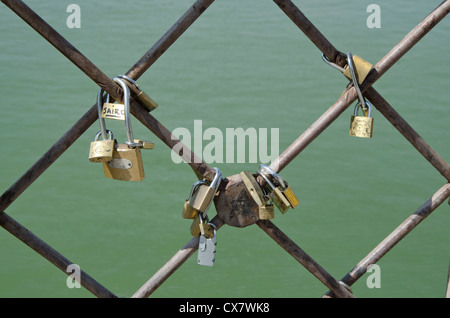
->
[88, 75, 156, 181]
[181, 164, 300, 266]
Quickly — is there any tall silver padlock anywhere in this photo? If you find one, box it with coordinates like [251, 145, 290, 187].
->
[100, 77, 146, 181]
[188, 168, 222, 215]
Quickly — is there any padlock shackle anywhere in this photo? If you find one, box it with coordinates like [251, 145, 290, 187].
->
[112, 77, 141, 148]
[209, 167, 222, 190]
[353, 100, 372, 117]
[347, 52, 367, 110]
[188, 180, 208, 200]
[259, 164, 286, 189]
[94, 129, 113, 141]
[257, 169, 276, 191]
[97, 88, 110, 140]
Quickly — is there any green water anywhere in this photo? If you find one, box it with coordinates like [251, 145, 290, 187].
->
[0, 0, 449, 298]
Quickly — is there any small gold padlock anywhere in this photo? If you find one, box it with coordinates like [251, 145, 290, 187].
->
[190, 214, 214, 238]
[188, 168, 222, 215]
[183, 180, 208, 219]
[89, 130, 115, 163]
[282, 183, 300, 209]
[349, 100, 374, 138]
[259, 196, 275, 220]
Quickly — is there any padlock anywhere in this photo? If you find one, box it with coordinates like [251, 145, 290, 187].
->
[259, 195, 275, 220]
[240, 170, 274, 220]
[258, 165, 297, 214]
[89, 130, 115, 163]
[260, 165, 300, 209]
[182, 180, 207, 219]
[282, 182, 300, 208]
[101, 77, 145, 181]
[258, 170, 291, 214]
[349, 100, 374, 138]
[342, 54, 373, 85]
[188, 167, 222, 215]
[190, 214, 214, 238]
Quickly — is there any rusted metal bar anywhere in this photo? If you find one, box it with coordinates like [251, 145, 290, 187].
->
[271, 0, 450, 173]
[272, 0, 347, 67]
[0, 107, 96, 212]
[132, 216, 224, 298]
[366, 87, 450, 181]
[0, 0, 216, 213]
[0, 212, 117, 298]
[126, 0, 215, 79]
[326, 183, 450, 294]
[256, 220, 354, 298]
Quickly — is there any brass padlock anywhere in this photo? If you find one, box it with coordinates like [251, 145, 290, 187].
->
[182, 180, 207, 219]
[101, 77, 145, 181]
[240, 170, 274, 220]
[190, 214, 214, 238]
[259, 195, 275, 220]
[282, 183, 300, 209]
[349, 100, 374, 138]
[103, 144, 145, 182]
[188, 168, 222, 215]
[89, 130, 115, 163]
[342, 54, 373, 85]
[258, 169, 291, 214]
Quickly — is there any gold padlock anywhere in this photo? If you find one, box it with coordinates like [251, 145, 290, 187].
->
[190, 214, 214, 238]
[258, 169, 291, 214]
[342, 54, 373, 85]
[240, 170, 274, 220]
[188, 168, 222, 215]
[349, 100, 374, 138]
[103, 144, 145, 181]
[182, 180, 207, 219]
[282, 183, 300, 208]
[259, 196, 275, 220]
[182, 200, 198, 219]
[89, 130, 115, 163]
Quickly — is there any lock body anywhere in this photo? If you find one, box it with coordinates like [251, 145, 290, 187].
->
[269, 187, 291, 214]
[102, 144, 144, 181]
[182, 200, 198, 219]
[342, 55, 373, 85]
[349, 115, 374, 138]
[188, 185, 215, 213]
[89, 139, 115, 162]
[258, 204, 274, 220]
